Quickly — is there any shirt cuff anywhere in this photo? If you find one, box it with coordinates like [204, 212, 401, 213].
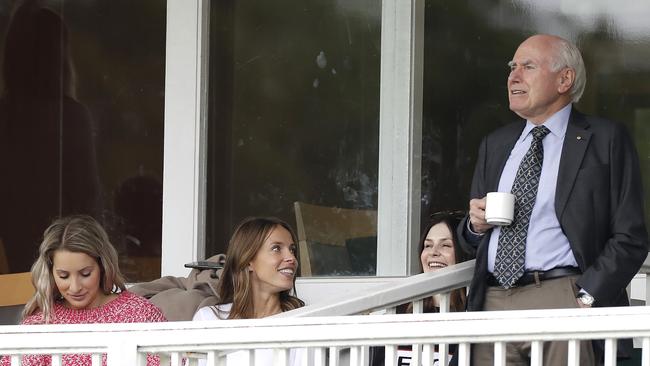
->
[464, 218, 485, 242]
[466, 219, 485, 236]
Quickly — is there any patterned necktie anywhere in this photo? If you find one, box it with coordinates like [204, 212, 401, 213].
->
[494, 125, 550, 289]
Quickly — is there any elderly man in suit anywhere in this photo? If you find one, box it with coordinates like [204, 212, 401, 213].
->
[460, 34, 648, 365]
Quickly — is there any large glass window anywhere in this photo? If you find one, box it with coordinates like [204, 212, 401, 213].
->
[421, 0, 650, 234]
[206, 1, 381, 276]
[0, 0, 166, 281]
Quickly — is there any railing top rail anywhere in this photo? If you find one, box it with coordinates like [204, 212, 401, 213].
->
[278, 260, 475, 317]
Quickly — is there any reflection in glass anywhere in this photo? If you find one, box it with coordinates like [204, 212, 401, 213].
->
[421, 0, 650, 234]
[0, 0, 165, 281]
[206, 1, 381, 276]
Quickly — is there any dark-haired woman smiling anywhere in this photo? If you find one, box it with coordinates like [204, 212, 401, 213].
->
[371, 211, 475, 366]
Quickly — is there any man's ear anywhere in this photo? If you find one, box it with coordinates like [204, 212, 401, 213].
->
[558, 68, 575, 94]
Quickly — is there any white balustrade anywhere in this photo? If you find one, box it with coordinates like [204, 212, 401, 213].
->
[3, 257, 650, 365]
[1, 306, 650, 365]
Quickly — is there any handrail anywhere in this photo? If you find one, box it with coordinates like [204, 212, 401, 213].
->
[2, 306, 650, 366]
[3, 257, 650, 365]
[4, 256, 649, 366]
[278, 260, 475, 317]
[285, 253, 650, 318]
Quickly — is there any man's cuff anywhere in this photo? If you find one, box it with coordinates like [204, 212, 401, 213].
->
[466, 219, 485, 236]
[464, 219, 485, 242]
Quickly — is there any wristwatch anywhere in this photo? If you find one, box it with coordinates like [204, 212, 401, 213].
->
[577, 292, 595, 306]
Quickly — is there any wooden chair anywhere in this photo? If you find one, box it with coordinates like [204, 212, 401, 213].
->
[293, 201, 377, 276]
[0, 272, 35, 324]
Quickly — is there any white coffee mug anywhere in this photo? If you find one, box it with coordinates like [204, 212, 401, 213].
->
[485, 192, 515, 226]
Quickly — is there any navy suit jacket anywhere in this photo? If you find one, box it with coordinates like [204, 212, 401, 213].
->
[459, 108, 648, 313]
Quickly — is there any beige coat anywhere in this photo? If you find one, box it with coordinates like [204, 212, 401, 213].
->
[130, 254, 224, 321]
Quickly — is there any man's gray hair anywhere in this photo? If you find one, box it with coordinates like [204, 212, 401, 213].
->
[550, 38, 586, 103]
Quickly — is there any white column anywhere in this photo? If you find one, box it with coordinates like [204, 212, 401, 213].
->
[377, 0, 425, 276]
[161, 0, 210, 276]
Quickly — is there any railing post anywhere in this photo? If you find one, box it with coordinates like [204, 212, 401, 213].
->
[273, 348, 289, 366]
[530, 341, 543, 366]
[314, 348, 327, 366]
[91, 353, 102, 366]
[411, 343, 421, 366]
[350, 346, 368, 366]
[412, 299, 424, 314]
[604, 339, 617, 366]
[438, 343, 449, 365]
[422, 344, 434, 365]
[107, 338, 138, 366]
[438, 293, 451, 313]
[329, 346, 340, 366]
[457, 343, 471, 366]
[217, 351, 228, 366]
[137, 352, 148, 366]
[567, 339, 580, 366]
[204, 351, 216, 366]
[244, 349, 254, 366]
[171, 351, 183, 366]
[494, 342, 506, 366]
[385, 345, 397, 366]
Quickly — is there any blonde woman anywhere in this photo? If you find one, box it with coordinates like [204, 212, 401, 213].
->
[1, 215, 166, 366]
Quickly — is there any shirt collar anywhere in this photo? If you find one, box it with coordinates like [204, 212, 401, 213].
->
[521, 103, 571, 140]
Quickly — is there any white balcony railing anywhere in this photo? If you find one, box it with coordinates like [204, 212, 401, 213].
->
[2, 306, 650, 366]
[2, 258, 650, 365]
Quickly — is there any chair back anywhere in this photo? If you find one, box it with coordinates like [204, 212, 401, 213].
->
[293, 202, 377, 276]
[0, 272, 34, 306]
[0, 272, 34, 324]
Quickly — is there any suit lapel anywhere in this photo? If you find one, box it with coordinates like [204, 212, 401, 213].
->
[555, 109, 591, 219]
[487, 123, 523, 192]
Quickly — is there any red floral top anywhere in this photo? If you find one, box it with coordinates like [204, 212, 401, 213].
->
[0, 291, 166, 366]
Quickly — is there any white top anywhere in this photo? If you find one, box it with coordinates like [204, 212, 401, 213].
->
[193, 304, 310, 366]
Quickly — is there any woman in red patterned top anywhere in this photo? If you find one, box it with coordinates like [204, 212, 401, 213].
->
[1, 215, 166, 366]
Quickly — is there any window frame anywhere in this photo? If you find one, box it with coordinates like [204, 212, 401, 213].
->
[161, 0, 424, 286]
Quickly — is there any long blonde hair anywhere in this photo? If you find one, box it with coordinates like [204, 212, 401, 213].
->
[23, 215, 126, 322]
[216, 217, 304, 319]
